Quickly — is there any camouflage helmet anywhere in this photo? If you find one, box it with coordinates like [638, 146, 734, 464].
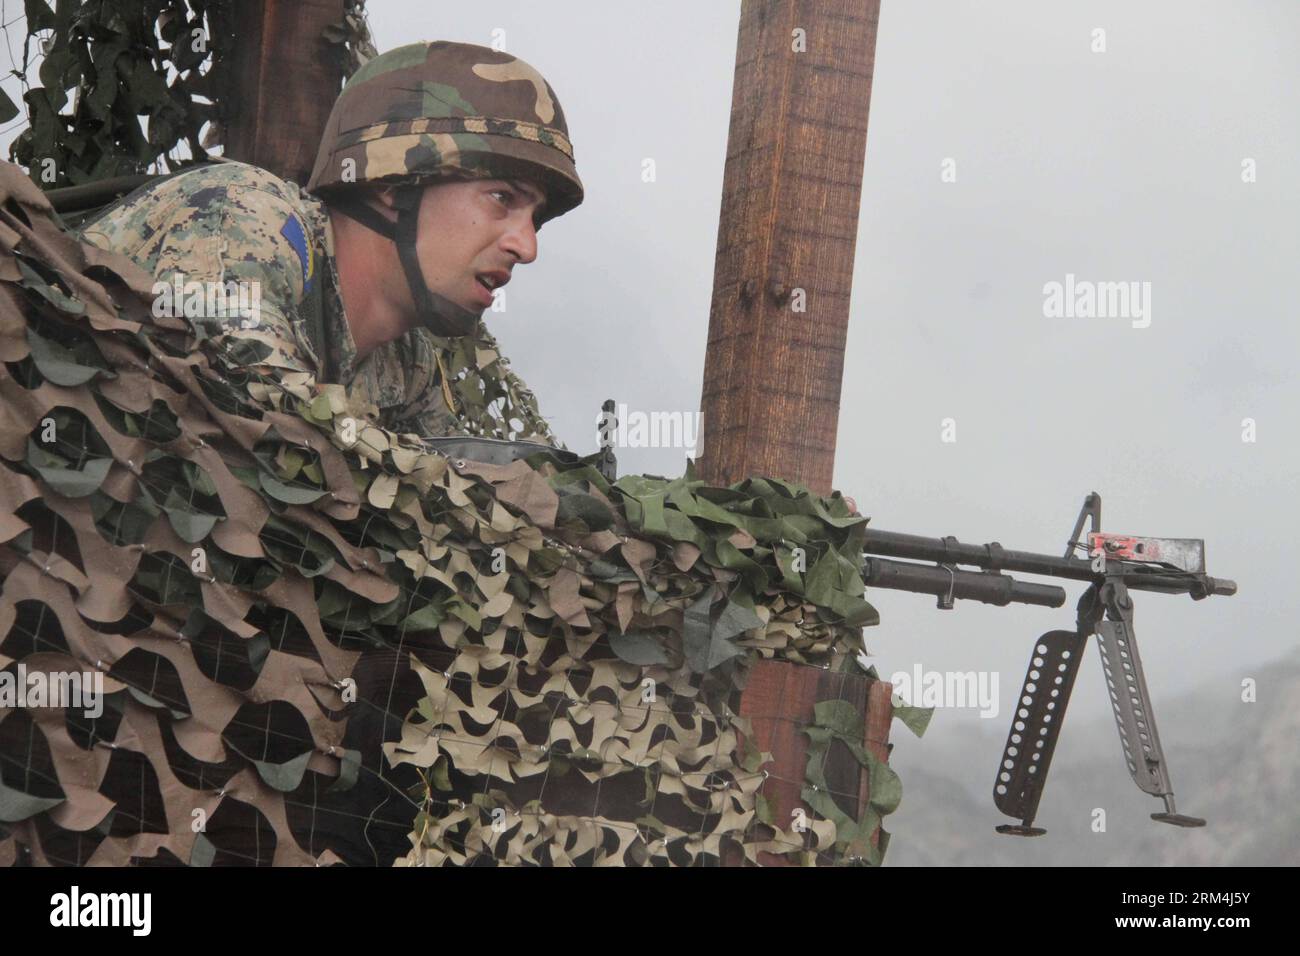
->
[307, 41, 584, 225]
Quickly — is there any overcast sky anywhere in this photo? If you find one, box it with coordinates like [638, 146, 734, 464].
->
[361, 0, 1300, 731]
[3, 1, 1295, 733]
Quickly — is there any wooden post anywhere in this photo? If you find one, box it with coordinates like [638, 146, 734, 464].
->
[702, 0, 893, 864]
[212, 0, 346, 185]
[736, 663, 894, 865]
[697, 0, 881, 496]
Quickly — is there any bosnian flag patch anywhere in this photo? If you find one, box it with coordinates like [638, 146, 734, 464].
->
[280, 214, 315, 294]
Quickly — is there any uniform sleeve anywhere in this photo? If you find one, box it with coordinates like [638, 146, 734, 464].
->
[86, 180, 322, 378]
[207, 183, 324, 375]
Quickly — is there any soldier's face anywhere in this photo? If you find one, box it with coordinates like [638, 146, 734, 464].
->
[413, 177, 547, 313]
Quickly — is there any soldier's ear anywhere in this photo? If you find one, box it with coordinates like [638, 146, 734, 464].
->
[371, 185, 398, 210]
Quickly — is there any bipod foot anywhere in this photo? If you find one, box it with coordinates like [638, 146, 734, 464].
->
[1151, 813, 1206, 828]
[995, 824, 1047, 837]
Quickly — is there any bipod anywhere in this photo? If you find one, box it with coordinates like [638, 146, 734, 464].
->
[993, 494, 1205, 834]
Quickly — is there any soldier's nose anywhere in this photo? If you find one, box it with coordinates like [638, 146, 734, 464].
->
[502, 216, 538, 265]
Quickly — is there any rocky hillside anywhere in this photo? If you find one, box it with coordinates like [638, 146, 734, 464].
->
[883, 648, 1300, 866]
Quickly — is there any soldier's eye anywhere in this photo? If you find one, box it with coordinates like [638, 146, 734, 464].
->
[490, 189, 514, 207]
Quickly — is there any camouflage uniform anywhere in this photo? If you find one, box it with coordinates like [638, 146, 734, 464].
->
[81, 160, 464, 440]
[84, 38, 586, 447]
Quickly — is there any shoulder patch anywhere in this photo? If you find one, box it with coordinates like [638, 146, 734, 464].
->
[279, 214, 315, 293]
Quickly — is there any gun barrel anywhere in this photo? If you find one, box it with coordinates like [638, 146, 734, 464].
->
[863, 528, 1235, 599]
[864, 529, 1094, 582]
[1212, 578, 1238, 597]
[1131, 573, 1238, 599]
[863, 557, 1067, 608]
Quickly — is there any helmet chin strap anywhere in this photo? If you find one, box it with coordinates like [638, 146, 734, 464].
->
[329, 185, 481, 338]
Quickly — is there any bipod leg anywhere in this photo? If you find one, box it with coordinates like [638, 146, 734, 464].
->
[993, 627, 1088, 836]
[1094, 580, 1205, 828]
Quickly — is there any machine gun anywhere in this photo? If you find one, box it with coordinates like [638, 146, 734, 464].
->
[416, 407, 1236, 838]
[862, 493, 1237, 835]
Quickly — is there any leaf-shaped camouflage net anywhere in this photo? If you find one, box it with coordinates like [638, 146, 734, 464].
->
[0, 159, 915, 866]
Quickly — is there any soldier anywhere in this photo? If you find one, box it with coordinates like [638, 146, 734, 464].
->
[82, 39, 584, 446]
[79, 47, 586, 864]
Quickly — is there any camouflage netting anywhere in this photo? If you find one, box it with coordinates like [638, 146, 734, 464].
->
[0, 159, 921, 866]
[4, 0, 231, 183]
[2, 0, 378, 183]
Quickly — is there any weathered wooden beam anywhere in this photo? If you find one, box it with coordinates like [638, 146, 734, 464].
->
[736, 662, 894, 865]
[697, 0, 881, 495]
[706, 0, 892, 865]
[214, 0, 346, 185]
